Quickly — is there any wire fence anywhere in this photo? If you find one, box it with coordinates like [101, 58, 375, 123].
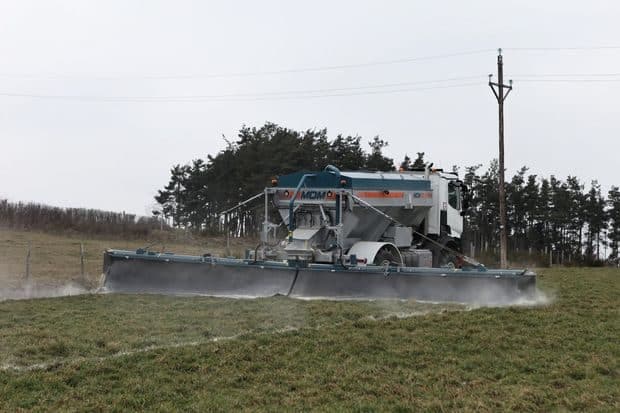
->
[0, 241, 91, 284]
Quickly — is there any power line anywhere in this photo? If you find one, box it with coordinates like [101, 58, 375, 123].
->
[217, 75, 483, 96]
[275, 82, 481, 100]
[0, 75, 484, 100]
[514, 79, 620, 83]
[0, 82, 481, 102]
[511, 71, 620, 83]
[2, 75, 618, 102]
[1, 72, 618, 102]
[505, 46, 620, 51]
[121, 75, 482, 99]
[0, 49, 494, 80]
[513, 72, 620, 77]
[1, 46, 618, 81]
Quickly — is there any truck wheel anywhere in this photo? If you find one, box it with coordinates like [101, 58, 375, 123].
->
[438, 249, 458, 268]
[430, 238, 461, 268]
[374, 247, 399, 266]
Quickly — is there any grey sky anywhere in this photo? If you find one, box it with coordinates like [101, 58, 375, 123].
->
[1, 1, 618, 215]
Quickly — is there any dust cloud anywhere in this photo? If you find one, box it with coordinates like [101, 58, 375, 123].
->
[0, 282, 90, 302]
[293, 287, 553, 308]
[465, 288, 554, 309]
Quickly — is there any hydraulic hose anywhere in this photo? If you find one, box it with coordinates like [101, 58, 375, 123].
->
[286, 267, 300, 297]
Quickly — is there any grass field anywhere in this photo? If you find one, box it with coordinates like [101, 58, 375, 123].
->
[0, 231, 618, 411]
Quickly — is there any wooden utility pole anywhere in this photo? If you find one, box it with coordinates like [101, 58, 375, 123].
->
[488, 48, 513, 269]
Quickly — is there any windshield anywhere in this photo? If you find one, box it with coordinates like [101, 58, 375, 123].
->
[448, 181, 460, 210]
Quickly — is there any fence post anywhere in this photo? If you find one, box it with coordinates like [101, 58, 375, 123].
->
[549, 249, 553, 267]
[80, 243, 85, 280]
[25, 241, 31, 283]
[226, 213, 230, 256]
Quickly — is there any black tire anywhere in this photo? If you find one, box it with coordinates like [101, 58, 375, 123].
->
[429, 238, 461, 268]
[438, 249, 458, 268]
[374, 247, 399, 266]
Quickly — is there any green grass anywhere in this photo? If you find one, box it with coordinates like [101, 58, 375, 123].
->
[0, 267, 618, 411]
[0, 295, 454, 368]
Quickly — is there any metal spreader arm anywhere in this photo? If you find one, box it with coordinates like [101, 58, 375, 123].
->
[217, 192, 265, 216]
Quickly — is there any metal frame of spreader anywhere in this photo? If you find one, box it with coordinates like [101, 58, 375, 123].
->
[103, 248, 536, 302]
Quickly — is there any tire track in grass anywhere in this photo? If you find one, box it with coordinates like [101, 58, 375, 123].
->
[1, 328, 291, 372]
[1, 309, 452, 372]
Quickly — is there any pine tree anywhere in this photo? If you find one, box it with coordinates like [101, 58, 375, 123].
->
[523, 174, 539, 255]
[566, 176, 586, 262]
[537, 178, 552, 255]
[506, 167, 528, 252]
[584, 181, 607, 262]
[461, 164, 482, 255]
[399, 155, 411, 171]
[155, 164, 191, 227]
[411, 152, 425, 169]
[477, 160, 500, 255]
[607, 186, 620, 261]
[365, 136, 394, 171]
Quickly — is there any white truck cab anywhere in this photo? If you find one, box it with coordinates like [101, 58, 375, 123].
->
[425, 171, 464, 239]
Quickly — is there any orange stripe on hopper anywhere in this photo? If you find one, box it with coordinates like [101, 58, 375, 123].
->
[357, 191, 404, 198]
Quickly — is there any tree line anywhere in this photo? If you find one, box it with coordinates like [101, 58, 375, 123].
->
[0, 199, 163, 238]
[153, 123, 393, 236]
[461, 162, 619, 265]
[154, 122, 618, 265]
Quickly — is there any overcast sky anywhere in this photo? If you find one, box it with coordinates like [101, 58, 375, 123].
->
[1, 1, 619, 215]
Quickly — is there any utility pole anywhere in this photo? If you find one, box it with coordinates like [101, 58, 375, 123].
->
[488, 48, 513, 269]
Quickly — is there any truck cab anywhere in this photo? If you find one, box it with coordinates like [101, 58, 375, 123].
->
[425, 171, 464, 240]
